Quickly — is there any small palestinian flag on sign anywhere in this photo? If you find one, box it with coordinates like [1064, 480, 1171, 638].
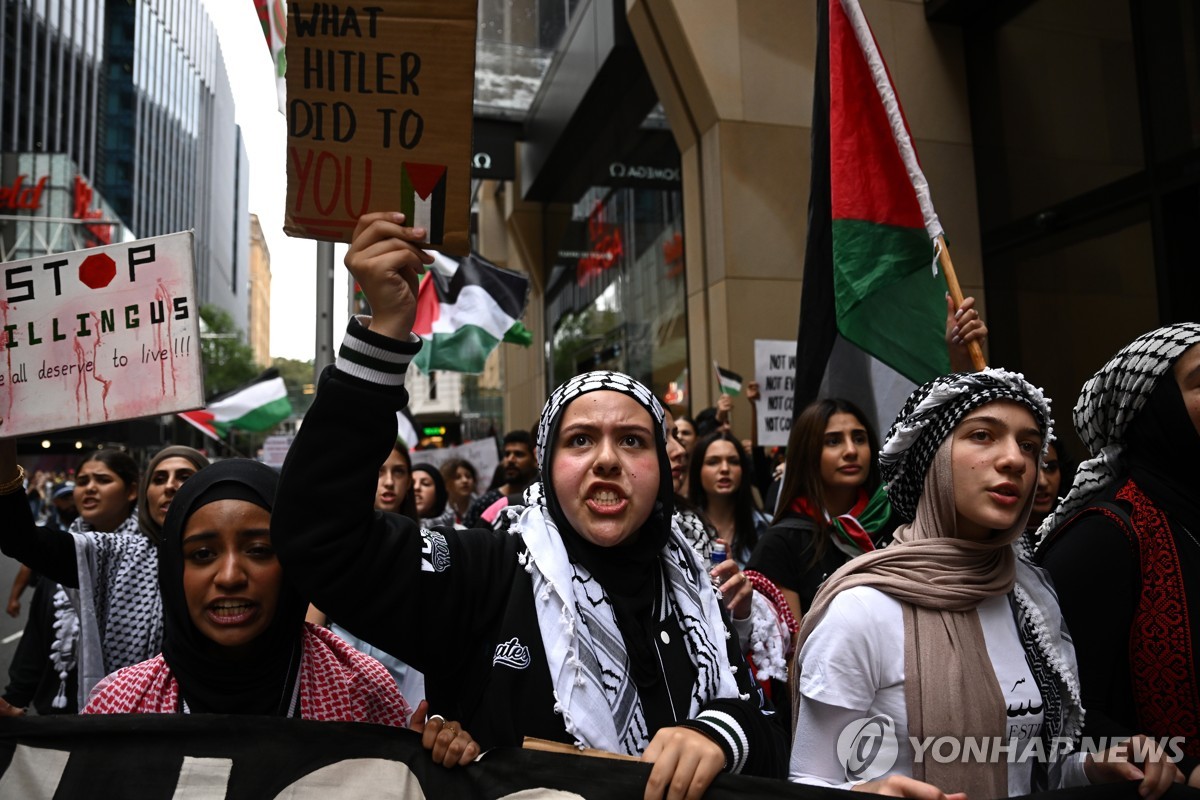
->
[714, 363, 743, 396]
[401, 162, 447, 245]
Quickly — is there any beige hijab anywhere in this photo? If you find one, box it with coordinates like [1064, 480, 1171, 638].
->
[795, 428, 1037, 797]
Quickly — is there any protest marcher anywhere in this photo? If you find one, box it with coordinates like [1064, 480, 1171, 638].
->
[1037, 322, 1200, 785]
[747, 398, 894, 624]
[3, 573, 75, 715]
[82, 458, 477, 766]
[666, 410, 795, 720]
[273, 213, 788, 798]
[674, 415, 698, 455]
[440, 457, 478, 526]
[1017, 437, 1072, 559]
[789, 369, 1180, 798]
[138, 446, 210, 542]
[44, 481, 78, 530]
[412, 464, 455, 528]
[0, 445, 166, 708]
[463, 430, 539, 529]
[687, 432, 768, 566]
[375, 441, 417, 519]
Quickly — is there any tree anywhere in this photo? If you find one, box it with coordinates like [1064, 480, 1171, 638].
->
[199, 305, 258, 399]
[271, 356, 317, 418]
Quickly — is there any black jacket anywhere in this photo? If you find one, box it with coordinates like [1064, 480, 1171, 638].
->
[273, 318, 787, 778]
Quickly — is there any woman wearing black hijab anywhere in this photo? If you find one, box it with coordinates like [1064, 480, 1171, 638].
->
[1038, 323, 1200, 785]
[412, 463, 454, 528]
[272, 213, 786, 800]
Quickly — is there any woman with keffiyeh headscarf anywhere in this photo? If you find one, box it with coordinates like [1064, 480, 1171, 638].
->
[1038, 323, 1200, 788]
[788, 369, 1179, 799]
[0, 444, 203, 711]
[271, 212, 787, 799]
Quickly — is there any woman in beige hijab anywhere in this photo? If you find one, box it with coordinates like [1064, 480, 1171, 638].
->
[788, 369, 1181, 799]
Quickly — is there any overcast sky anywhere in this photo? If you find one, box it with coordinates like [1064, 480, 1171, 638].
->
[199, 0, 350, 362]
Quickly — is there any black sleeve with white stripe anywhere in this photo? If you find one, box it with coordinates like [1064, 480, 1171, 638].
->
[335, 315, 422, 388]
[676, 610, 789, 778]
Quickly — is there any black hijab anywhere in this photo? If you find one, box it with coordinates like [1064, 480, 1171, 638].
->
[1126, 358, 1200, 532]
[535, 371, 677, 689]
[158, 459, 307, 715]
[412, 463, 448, 517]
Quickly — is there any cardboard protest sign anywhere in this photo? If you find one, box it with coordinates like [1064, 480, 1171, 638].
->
[260, 434, 295, 468]
[284, 1, 478, 256]
[755, 339, 798, 447]
[405, 438, 498, 487]
[0, 232, 203, 437]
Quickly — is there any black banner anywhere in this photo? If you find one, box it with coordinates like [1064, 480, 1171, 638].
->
[0, 715, 1189, 799]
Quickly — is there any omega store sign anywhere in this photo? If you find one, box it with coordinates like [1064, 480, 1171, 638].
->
[0, 153, 126, 262]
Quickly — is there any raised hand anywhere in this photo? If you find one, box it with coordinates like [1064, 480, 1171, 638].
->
[344, 212, 435, 342]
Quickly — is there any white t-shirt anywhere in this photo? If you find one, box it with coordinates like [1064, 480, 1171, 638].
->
[790, 586, 1086, 795]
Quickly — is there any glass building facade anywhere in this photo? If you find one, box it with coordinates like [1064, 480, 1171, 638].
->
[0, 0, 250, 331]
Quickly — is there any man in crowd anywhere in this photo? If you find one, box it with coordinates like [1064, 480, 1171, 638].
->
[462, 430, 538, 528]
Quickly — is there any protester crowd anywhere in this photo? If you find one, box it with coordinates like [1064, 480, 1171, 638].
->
[0, 212, 1195, 799]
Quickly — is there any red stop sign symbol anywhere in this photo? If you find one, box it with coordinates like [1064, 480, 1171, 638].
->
[79, 252, 117, 289]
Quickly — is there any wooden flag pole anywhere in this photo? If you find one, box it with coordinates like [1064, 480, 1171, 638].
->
[522, 737, 641, 762]
[936, 234, 987, 372]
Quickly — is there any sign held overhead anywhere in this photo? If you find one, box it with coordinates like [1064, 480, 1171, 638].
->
[284, 1, 478, 256]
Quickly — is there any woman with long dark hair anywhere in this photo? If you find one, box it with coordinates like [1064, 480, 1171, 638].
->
[746, 398, 893, 623]
[687, 432, 767, 566]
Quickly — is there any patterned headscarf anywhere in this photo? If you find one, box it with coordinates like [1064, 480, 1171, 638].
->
[881, 369, 1053, 522]
[1032, 323, 1200, 546]
[508, 370, 743, 755]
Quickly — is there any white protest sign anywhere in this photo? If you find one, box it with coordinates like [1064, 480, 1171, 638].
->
[261, 435, 295, 468]
[407, 438, 499, 487]
[755, 339, 798, 447]
[0, 232, 203, 436]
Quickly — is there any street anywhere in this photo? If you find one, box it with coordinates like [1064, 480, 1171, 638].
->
[0, 547, 33, 691]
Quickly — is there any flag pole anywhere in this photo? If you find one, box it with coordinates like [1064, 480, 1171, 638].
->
[936, 235, 986, 372]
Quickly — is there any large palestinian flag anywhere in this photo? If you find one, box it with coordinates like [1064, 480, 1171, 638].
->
[412, 251, 533, 374]
[793, 0, 950, 436]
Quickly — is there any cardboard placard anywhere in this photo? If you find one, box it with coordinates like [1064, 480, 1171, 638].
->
[284, 1, 478, 256]
[261, 434, 295, 468]
[406, 438, 498, 488]
[0, 232, 204, 437]
[755, 339, 798, 447]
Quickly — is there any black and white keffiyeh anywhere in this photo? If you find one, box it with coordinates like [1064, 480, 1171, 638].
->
[534, 370, 667, 466]
[1033, 322, 1200, 547]
[507, 370, 745, 755]
[512, 498, 744, 754]
[880, 369, 1053, 522]
[54, 512, 163, 708]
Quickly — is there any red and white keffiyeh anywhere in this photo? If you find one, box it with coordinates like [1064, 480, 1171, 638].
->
[84, 624, 411, 726]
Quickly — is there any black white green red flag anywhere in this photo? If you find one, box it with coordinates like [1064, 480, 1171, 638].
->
[793, 0, 950, 436]
[411, 251, 533, 374]
[178, 372, 292, 439]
